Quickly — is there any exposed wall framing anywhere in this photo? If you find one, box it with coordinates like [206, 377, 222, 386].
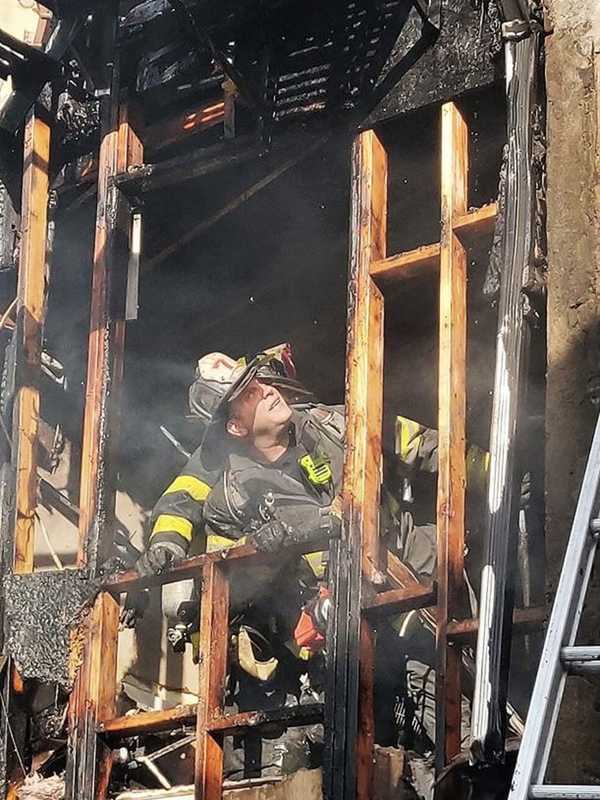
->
[12, 108, 51, 576]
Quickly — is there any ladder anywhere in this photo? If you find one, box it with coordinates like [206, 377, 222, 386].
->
[508, 412, 600, 800]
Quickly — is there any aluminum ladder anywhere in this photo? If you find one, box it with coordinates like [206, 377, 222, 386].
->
[508, 412, 600, 800]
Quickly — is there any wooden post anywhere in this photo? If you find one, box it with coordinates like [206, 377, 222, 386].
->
[68, 9, 142, 799]
[77, 15, 143, 571]
[435, 101, 468, 768]
[111, 99, 143, 436]
[12, 107, 50, 575]
[356, 621, 376, 800]
[195, 561, 229, 800]
[66, 592, 119, 800]
[325, 129, 386, 800]
[347, 129, 387, 584]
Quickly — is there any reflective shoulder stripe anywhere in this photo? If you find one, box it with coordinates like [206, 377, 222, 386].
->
[151, 514, 193, 542]
[163, 475, 211, 502]
[206, 533, 245, 553]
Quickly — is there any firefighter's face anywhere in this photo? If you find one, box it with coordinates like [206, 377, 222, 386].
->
[226, 379, 292, 440]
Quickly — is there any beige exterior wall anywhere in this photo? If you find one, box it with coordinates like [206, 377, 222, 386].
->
[544, 0, 600, 781]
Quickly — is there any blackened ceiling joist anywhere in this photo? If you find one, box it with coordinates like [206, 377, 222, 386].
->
[364, 0, 503, 124]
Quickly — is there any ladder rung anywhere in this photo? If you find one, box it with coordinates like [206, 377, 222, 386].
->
[561, 646, 600, 661]
[560, 646, 600, 674]
[530, 786, 600, 799]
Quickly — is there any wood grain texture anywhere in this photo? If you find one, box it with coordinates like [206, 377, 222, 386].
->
[78, 88, 142, 570]
[453, 202, 497, 238]
[195, 561, 229, 800]
[12, 109, 50, 575]
[435, 101, 468, 768]
[371, 242, 441, 283]
[66, 592, 119, 800]
[345, 129, 387, 583]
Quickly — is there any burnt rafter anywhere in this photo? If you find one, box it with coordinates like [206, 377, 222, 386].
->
[124, 0, 470, 127]
[0, 29, 61, 86]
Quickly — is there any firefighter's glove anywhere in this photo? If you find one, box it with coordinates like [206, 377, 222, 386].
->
[120, 589, 150, 629]
[136, 539, 188, 576]
[252, 519, 290, 553]
[319, 499, 342, 539]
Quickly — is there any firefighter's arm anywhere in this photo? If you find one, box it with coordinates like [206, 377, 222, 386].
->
[395, 415, 488, 495]
[138, 448, 215, 575]
[203, 476, 249, 551]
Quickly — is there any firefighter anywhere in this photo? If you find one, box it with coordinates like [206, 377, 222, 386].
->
[133, 349, 451, 752]
[136, 349, 318, 576]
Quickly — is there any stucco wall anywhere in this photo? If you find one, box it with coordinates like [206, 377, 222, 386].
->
[544, 0, 600, 782]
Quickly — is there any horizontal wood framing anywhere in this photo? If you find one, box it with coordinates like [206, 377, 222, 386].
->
[206, 703, 324, 734]
[99, 704, 197, 736]
[362, 582, 437, 618]
[104, 536, 331, 593]
[371, 242, 440, 283]
[113, 135, 261, 196]
[370, 202, 497, 285]
[447, 605, 546, 641]
[453, 202, 497, 238]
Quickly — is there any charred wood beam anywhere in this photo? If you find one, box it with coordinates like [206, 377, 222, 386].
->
[206, 703, 324, 734]
[113, 134, 260, 197]
[448, 606, 546, 642]
[76, 3, 121, 571]
[0, 28, 60, 84]
[103, 536, 332, 593]
[99, 704, 196, 737]
[77, 25, 144, 572]
[194, 560, 228, 800]
[362, 582, 437, 619]
[165, 0, 265, 113]
[68, 9, 132, 797]
[66, 593, 119, 800]
[0, 17, 80, 135]
[324, 130, 386, 800]
[100, 702, 324, 739]
[470, 20, 543, 765]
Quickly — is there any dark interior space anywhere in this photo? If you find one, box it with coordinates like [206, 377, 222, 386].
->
[41, 82, 513, 536]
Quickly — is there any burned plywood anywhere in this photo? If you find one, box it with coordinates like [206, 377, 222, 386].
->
[3, 570, 100, 689]
[365, 0, 503, 124]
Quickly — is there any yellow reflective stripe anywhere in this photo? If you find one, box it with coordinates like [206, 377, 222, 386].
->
[395, 415, 422, 461]
[302, 550, 326, 579]
[206, 533, 245, 553]
[163, 475, 211, 502]
[151, 514, 193, 542]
